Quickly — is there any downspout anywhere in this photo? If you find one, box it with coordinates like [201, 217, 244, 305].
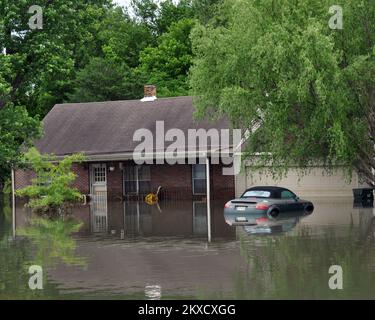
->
[206, 157, 211, 243]
[11, 168, 16, 239]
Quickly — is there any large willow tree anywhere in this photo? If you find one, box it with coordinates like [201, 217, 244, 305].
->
[190, 0, 375, 185]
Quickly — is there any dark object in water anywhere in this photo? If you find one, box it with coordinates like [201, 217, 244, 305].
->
[353, 188, 374, 203]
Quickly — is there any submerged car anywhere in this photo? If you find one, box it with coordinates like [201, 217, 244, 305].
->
[224, 186, 314, 226]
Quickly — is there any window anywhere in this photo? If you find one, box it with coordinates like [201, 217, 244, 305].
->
[192, 164, 206, 194]
[138, 166, 151, 193]
[124, 166, 137, 193]
[124, 166, 151, 195]
[92, 164, 106, 184]
[281, 190, 296, 199]
[242, 190, 271, 198]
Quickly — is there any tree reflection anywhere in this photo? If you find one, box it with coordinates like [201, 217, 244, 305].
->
[17, 217, 86, 268]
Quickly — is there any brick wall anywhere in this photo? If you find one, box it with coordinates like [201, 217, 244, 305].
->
[14, 169, 35, 190]
[150, 163, 235, 201]
[107, 163, 123, 200]
[15, 161, 235, 201]
[212, 164, 235, 201]
[71, 163, 90, 194]
[151, 164, 194, 200]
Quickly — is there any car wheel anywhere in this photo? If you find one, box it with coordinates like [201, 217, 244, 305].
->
[267, 208, 280, 219]
[304, 203, 314, 214]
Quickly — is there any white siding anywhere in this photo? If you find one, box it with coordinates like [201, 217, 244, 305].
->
[236, 166, 362, 198]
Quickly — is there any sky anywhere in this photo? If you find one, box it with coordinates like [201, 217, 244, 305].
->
[114, 0, 173, 8]
[114, 0, 132, 7]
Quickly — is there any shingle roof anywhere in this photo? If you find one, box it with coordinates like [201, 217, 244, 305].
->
[35, 96, 230, 156]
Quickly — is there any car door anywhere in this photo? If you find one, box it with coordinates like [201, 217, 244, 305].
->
[280, 190, 301, 212]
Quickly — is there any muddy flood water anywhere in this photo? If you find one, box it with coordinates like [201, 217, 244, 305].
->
[1, 194, 375, 299]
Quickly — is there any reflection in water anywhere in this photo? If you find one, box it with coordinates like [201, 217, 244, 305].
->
[235, 225, 375, 299]
[193, 202, 208, 235]
[90, 191, 108, 233]
[17, 218, 86, 268]
[0, 196, 85, 299]
[244, 217, 299, 235]
[145, 285, 162, 300]
[89, 194, 230, 239]
[241, 210, 310, 235]
[2, 195, 375, 299]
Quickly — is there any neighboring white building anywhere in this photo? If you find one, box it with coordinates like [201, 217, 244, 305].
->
[235, 165, 364, 198]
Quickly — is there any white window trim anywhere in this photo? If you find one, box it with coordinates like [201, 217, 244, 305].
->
[91, 164, 107, 185]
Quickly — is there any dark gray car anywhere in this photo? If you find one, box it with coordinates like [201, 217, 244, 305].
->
[224, 186, 314, 226]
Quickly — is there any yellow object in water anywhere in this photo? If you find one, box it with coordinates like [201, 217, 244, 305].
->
[145, 186, 163, 205]
[145, 193, 158, 205]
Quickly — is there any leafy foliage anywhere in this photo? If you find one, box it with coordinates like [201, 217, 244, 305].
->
[69, 57, 144, 102]
[0, 104, 42, 184]
[0, 0, 112, 183]
[138, 18, 195, 97]
[190, 0, 375, 184]
[0, 0, 114, 116]
[0, 0, 222, 183]
[16, 148, 85, 215]
[132, 0, 195, 36]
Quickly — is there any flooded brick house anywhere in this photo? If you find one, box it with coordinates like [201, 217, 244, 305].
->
[14, 86, 236, 203]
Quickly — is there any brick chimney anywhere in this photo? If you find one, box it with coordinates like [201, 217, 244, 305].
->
[141, 85, 157, 102]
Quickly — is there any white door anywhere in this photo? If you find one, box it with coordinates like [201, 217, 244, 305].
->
[90, 164, 108, 233]
[90, 164, 107, 195]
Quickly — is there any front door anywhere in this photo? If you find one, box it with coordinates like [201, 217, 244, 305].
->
[90, 164, 108, 233]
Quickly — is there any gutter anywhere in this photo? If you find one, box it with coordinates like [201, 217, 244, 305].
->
[52, 149, 238, 162]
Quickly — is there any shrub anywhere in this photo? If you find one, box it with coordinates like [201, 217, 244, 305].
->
[16, 148, 85, 216]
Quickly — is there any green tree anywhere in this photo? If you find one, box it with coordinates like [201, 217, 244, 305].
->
[0, 0, 113, 116]
[16, 148, 85, 215]
[69, 6, 154, 102]
[156, 0, 194, 35]
[139, 18, 195, 97]
[132, 0, 194, 36]
[131, 0, 159, 35]
[0, 104, 41, 188]
[98, 6, 153, 69]
[68, 57, 144, 102]
[192, 0, 222, 24]
[0, 0, 114, 184]
[190, 0, 375, 185]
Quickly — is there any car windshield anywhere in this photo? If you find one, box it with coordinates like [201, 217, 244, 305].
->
[242, 190, 272, 198]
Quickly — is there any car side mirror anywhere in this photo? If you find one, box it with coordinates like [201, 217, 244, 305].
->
[294, 196, 300, 201]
